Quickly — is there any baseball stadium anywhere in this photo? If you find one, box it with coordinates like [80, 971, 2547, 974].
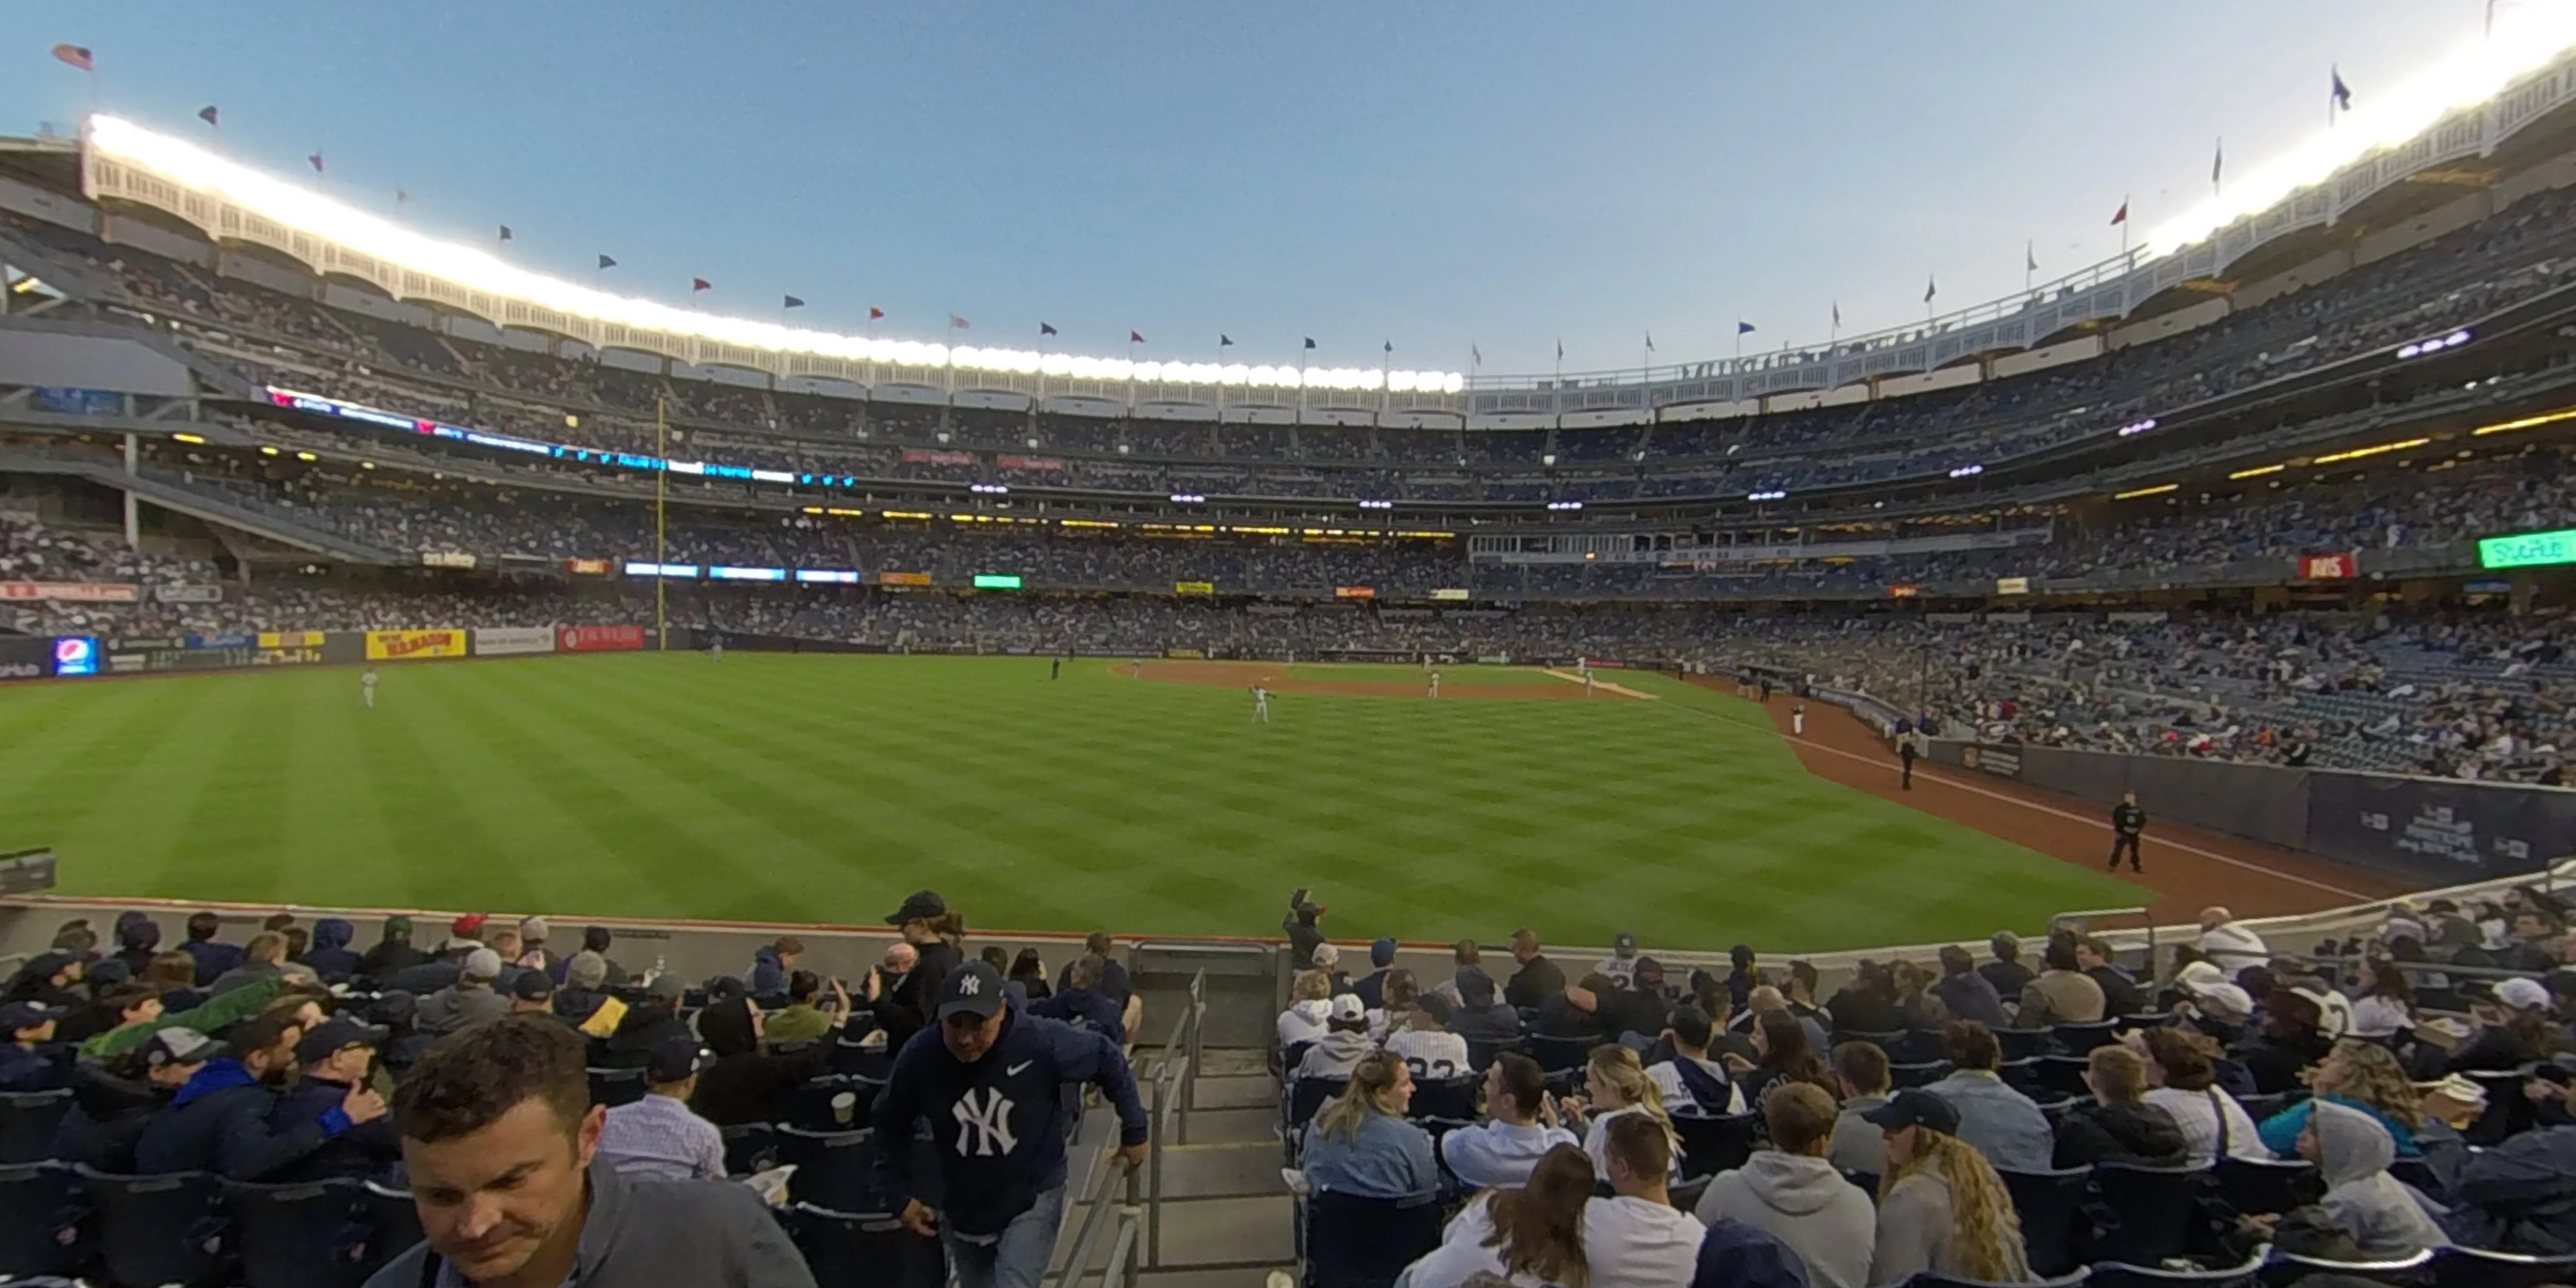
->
[4, 8, 2576, 1288]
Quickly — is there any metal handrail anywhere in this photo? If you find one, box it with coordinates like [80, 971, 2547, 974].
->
[1098, 1211, 1142, 1288]
[1139, 967, 1207, 1270]
[1053, 1145, 1128, 1288]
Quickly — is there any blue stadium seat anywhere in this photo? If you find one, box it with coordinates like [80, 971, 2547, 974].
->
[721, 1123, 775, 1176]
[1406, 1074, 1478, 1123]
[2215, 1156, 2318, 1216]
[1997, 1166, 2090, 1278]
[1463, 1036, 1520, 1072]
[2034, 1054, 2093, 1100]
[787, 1203, 942, 1288]
[0, 1161, 81, 1279]
[223, 1177, 371, 1288]
[785, 1073, 885, 1131]
[2085, 1160, 2212, 1268]
[0, 1090, 74, 1164]
[588, 1065, 646, 1108]
[2257, 1248, 2436, 1285]
[2088, 1255, 2263, 1287]
[1669, 1110, 1759, 1181]
[1892, 1029, 1948, 1063]
[774, 1125, 878, 1214]
[1287, 1075, 1347, 1134]
[76, 1166, 230, 1288]
[1522, 1034, 1593, 1078]
[1889, 1060, 1952, 1089]
[2430, 1245, 2576, 1287]
[358, 1181, 423, 1280]
[826, 1031, 891, 1078]
[2052, 1020, 2120, 1053]
[1994, 1028, 2052, 1061]
[1302, 1190, 1442, 1288]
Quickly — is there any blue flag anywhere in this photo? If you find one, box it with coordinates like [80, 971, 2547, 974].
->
[1736, 321, 1756, 335]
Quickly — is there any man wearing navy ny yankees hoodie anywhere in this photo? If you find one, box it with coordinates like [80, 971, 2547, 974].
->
[875, 961, 1149, 1288]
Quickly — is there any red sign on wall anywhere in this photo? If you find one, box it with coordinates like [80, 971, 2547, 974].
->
[2297, 552, 2358, 580]
[558, 624, 647, 652]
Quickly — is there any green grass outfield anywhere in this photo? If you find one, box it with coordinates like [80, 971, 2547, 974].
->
[1283, 662, 1565, 685]
[0, 653, 2133, 951]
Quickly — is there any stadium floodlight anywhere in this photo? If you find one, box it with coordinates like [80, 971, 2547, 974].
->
[967, 483, 1009, 494]
[84, 116, 1465, 397]
[2395, 329, 2474, 359]
[1746, 489, 1788, 501]
[2115, 417, 2158, 438]
[1946, 463, 1985, 479]
[1545, 499, 1584, 511]
[1169, 492, 1207, 503]
[2144, 10, 2576, 257]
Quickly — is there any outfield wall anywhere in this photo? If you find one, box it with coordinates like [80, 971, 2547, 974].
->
[1923, 736, 2576, 888]
[0, 624, 654, 680]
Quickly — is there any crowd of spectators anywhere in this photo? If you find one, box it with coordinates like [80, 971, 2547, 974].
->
[1270, 903, 2576, 1284]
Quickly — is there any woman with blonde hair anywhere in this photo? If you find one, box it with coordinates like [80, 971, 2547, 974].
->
[1299, 1049, 1438, 1197]
[1400, 1142, 1594, 1288]
[1865, 1090, 2033, 1286]
[2256, 1038, 2423, 1158]
[1563, 1044, 1675, 1179]
[1277, 968, 1335, 1049]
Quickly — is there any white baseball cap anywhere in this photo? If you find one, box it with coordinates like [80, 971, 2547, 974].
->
[2498, 977, 2552, 1011]
[1327, 994, 1365, 1022]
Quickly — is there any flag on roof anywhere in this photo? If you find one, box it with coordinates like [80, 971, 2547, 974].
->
[197, 105, 219, 128]
[1303, 337, 1316, 350]
[2332, 66, 2353, 111]
[869, 306, 884, 321]
[596, 254, 616, 270]
[1129, 330, 1145, 343]
[307, 153, 324, 174]
[498, 225, 512, 242]
[1219, 334, 1233, 347]
[2212, 137, 2224, 186]
[950, 315, 969, 329]
[50, 44, 92, 72]
[2111, 199, 2128, 226]
[1736, 321, 1756, 335]
[1832, 301, 1841, 328]
[395, 187, 410, 205]
[1924, 275, 1937, 304]
[1383, 339, 1394, 354]
[783, 295, 805, 309]
[1471, 342, 1482, 366]
[1555, 338, 1564, 361]
[1040, 322, 1057, 336]
[692, 277, 711, 292]
[2026, 240, 2037, 273]
[1643, 332, 1654, 352]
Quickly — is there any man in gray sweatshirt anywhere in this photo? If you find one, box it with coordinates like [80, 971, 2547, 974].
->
[1697, 1082, 1877, 1288]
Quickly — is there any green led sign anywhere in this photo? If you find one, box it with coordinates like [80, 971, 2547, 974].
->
[971, 573, 1023, 589]
[2478, 529, 2576, 570]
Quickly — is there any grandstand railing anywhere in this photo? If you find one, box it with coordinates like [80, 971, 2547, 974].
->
[1139, 967, 1208, 1269]
[1055, 1141, 1145, 1288]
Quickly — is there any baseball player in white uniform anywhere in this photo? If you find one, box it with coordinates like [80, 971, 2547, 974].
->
[1792, 702, 1806, 736]
[360, 668, 378, 709]
[1252, 686, 1270, 723]
[1427, 670, 1441, 699]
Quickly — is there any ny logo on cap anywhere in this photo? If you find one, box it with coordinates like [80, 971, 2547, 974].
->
[960, 974, 981, 996]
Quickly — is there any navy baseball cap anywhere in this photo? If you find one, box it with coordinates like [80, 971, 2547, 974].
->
[646, 1035, 715, 1084]
[1862, 1089, 1961, 1136]
[0, 1001, 63, 1030]
[938, 961, 1007, 1021]
[294, 1016, 388, 1065]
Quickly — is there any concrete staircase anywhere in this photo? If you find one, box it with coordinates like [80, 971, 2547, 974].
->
[1051, 1049, 1294, 1288]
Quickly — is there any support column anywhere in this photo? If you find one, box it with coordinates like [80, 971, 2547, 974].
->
[122, 433, 140, 547]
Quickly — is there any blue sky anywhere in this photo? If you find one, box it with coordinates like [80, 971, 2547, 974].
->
[5, 1, 2508, 376]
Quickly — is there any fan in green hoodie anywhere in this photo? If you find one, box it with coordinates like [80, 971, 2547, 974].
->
[83, 975, 284, 1059]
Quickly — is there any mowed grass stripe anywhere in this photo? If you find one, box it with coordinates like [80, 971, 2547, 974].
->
[3, 654, 2138, 950]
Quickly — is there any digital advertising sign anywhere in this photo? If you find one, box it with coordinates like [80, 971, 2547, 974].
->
[2479, 528, 2576, 570]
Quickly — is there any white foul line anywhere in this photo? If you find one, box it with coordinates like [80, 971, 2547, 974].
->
[1659, 697, 2374, 902]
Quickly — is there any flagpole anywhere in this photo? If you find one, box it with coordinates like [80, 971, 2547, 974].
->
[2120, 193, 2131, 258]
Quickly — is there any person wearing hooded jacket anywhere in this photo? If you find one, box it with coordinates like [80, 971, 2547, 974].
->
[354, 914, 426, 980]
[134, 1011, 390, 1179]
[300, 918, 360, 982]
[1295, 995, 1377, 1082]
[1696, 1082, 1876, 1288]
[2436, 1094, 2576, 1254]
[747, 937, 801, 998]
[56, 1027, 224, 1172]
[2249, 1100, 2448, 1260]
[688, 990, 844, 1127]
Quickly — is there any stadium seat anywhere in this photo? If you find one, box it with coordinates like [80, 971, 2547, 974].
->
[1836, 1028, 1908, 1053]
[1997, 1057, 2045, 1096]
[1302, 1189, 1443, 1288]
[2084, 1160, 2212, 1268]
[1906, 1272, 2088, 1288]
[2256, 1248, 2436, 1285]
[1288, 1076, 1348, 1135]
[721, 1123, 776, 1176]
[2385, 1155, 2436, 1194]
[1841, 1168, 1879, 1197]
[2035, 1054, 2094, 1100]
[2463, 1069, 2535, 1146]
[1406, 1074, 1478, 1123]
[1463, 1036, 1520, 1072]
[787, 1203, 942, 1288]
[223, 1177, 371, 1288]
[1994, 1028, 2053, 1061]
[2119, 1012, 2175, 1031]
[2216, 1156, 2319, 1216]
[0, 1161, 81, 1279]
[2430, 1245, 2576, 1287]
[1669, 1110, 1759, 1181]
[358, 1181, 423, 1279]
[588, 1065, 646, 1108]
[76, 1166, 230, 1288]
[1997, 1166, 2090, 1278]
[1888, 1060, 1952, 1089]
[1892, 1029, 1948, 1063]
[1522, 1034, 1592, 1078]
[2052, 1020, 2120, 1053]
[2234, 1092, 2297, 1123]
[774, 1125, 879, 1213]
[2088, 1254, 2264, 1286]
[784, 1073, 884, 1131]
[826, 1032, 891, 1078]
[0, 1090, 74, 1164]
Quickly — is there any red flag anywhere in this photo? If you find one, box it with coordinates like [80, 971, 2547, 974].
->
[1128, 330, 1145, 344]
[868, 306, 884, 321]
[307, 153, 324, 174]
[2110, 200, 2128, 226]
[691, 278, 711, 292]
[197, 105, 219, 128]
[50, 44, 92, 72]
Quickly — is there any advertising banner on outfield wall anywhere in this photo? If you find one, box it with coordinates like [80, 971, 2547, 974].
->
[878, 572, 932, 586]
[2304, 773, 2575, 883]
[365, 629, 468, 660]
[1, 580, 138, 602]
[473, 627, 557, 656]
[558, 624, 647, 652]
[1174, 581, 1215, 595]
[1959, 744, 2023, 779]
[2297, 552, 2358, 580]
[0, 636, 51, 679]
[260, 631, 325, 649]
[155, 585, 223, 603]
